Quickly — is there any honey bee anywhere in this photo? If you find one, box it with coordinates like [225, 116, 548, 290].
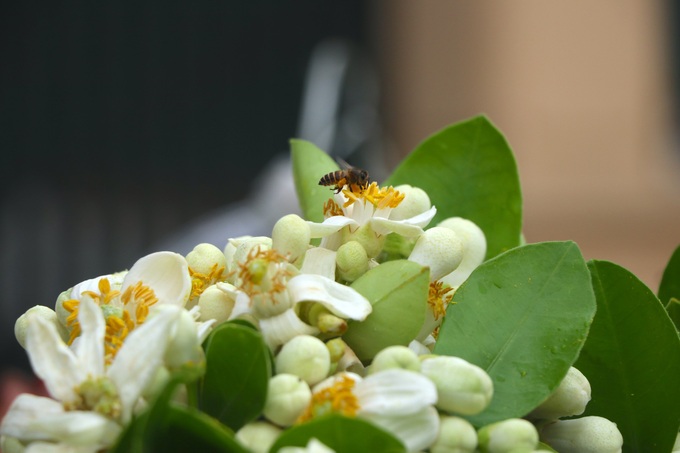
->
[319, 159, 370, 193]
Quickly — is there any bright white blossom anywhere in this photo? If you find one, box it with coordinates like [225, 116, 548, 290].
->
[298, 369, 439, 452]
[1, 298, 185, 450]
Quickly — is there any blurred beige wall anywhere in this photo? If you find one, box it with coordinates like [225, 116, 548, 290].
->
[373, 1, 680, 289]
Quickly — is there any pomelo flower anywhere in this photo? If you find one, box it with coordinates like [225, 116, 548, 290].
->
[309, 182, 437, 258]
[55, 251, 193, 364]
[297, 369, 439, 452]
[1, 298, 184, 450]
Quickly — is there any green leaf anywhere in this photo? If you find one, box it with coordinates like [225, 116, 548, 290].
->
[659, 244, 680, 306]
[433, 241, 596, 427]
[384, 115, 522, 259]
[343, 260, 429, 361]
[200, 321, 272, 431]
[290, 138, 339, 222]
[575, 260, 680, 453]
[269, 414, 406, 453]
[667, 297, 680, 331]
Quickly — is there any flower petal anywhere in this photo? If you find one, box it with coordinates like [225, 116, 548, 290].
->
[307, 216, 357, 238]
[300, 247, 337, 280]
[363, 405, 440, 452]
[25, 317, 83, 404]
[72, 298, 105, 377]
[369, 206, 437, 237]
[259, 309, 320, 350]
[287, 274, 372, 321]
[122, 251, 191, 307]
[107, 304, 182, 422]
[355, 369, 437, 415]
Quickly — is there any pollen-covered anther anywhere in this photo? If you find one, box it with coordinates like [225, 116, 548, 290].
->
[103, 311, 134, 364]
[189, 263, 226, 300]
[297, 375, 360, 423]
[429, 280, 454, 321]
[237, 246, 292, 299]
[121, 281, 158, 324]
[323, 199, 344, 217]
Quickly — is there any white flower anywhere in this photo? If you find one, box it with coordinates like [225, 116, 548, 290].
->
[298, 369, 439, 452]
[437, 217, 486, 289]
[0, 298, 184, 449]
[309, 182, 437, 258]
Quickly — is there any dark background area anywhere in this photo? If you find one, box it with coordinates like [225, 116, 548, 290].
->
[0, 1, 371, 371]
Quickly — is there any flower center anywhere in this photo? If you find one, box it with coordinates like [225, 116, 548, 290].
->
[428, 280, 454, 321]
[237, 246, 292, 300]
[189, 263, 226, 299]
[342, 182, 405, 210]
[67, 375, 121, 419]
[297, 375, 360, 423]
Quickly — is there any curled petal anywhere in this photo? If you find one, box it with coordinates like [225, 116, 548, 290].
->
[355, 369, 437, 416]
[369, 206, 437, 237]
[259, 309, 320, 350]
[287, 274, 372, 321]
[122, 251, 192, 307]
[300, 247, 337, 280]
[307, 216, 358, 238]
[73, 298, 105, 378]
[363, 405, 440, 453]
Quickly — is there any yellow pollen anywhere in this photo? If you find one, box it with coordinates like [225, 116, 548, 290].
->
[297, 375, 360, 423]
[121, 281, 158, 324]
[63, 277, 122, 345]
[323, 199, 344, 217]
[237, 246, 293, 302]
[103, 310, 135, 364]
[189, 263, 226, 300]
[428, 280, 454, 321]
[341, 182, 405, 209]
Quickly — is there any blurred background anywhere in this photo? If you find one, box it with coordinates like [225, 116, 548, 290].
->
[1, 0, 679, 394]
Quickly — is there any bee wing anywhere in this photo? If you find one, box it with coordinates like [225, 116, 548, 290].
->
[335, 157, 353, 170]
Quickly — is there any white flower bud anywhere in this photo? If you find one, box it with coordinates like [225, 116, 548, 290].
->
[477, 418, 539, 453]
[342, 223, 384, 259]
[155, 307, 204, 370]
[391, 185, 432, 221]
[335, 241, 369, 282]
[430, 415, 477, 453]
[197, 284, 236, 323]
[15, 305, 68, 349]
[275, 335, 331, 386]
[438, 217, 486, 288]
[263, 373, 312, 427]
[272, 214, 311, 262]
[409, 227, 463, 281]
[186, 243, 227, 276]
[369, 345, 421, 374]
[235, 421, 282, 453]
[528, 366, 591, 421]
[420, 356, 493, 415]
[539, 416, 623, 453]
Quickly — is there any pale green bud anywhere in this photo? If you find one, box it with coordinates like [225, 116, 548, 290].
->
[197, 284, 236, 323]
[342, 223, 384, 259]
[408, 227, 463, 281]
[275, 335, 331, 385]
[0, 436, 25, 453]
[478, 418, 539, 453]
[421, 356, 493, 415]
[369, 345, 421, 374]
[186, 243, 227, 276]
[430, 415, 477, 453]
[272, 214, 311, 262]
[235, 421, 282, 453]
[391, 185, 432, 221]
[335, 240, 369, 282]
[539, 416, 623, 453]
[15, 305, 68, 349]
[326, 338, 346, 363]
[438, 217, 487, 288]
[263, 373, 312, 427]
[528, 366, 591, 421]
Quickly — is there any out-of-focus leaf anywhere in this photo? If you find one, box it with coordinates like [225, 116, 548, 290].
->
[269, 414, 405, 453]
[291, 139, 339, 222]
[384, 115, 522, 259]
[434, 241, 595, 427]
[200, 321, 272, 431]
[343, 260, 429, 361]
[659, 244, 680, 330]
[575, 260, 680, 453]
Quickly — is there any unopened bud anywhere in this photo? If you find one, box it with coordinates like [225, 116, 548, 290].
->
[438, 217, 487, 288]
[528, 366, 591, 421]
[272, 214, 311, 263]
[408, 227, 463, 281]
[391, 185, 432, 221]
[478, 418, 539, 453]
[430, 415, 477, 453]
[15, 305, 68, 348]
[420, 356, 493, 415]
[336, 240, 369, 282]
[263, 373, 312, 427]
[197, 284, 236, 323]
[186, 243, 226, 276]
[275, 335, 331, 386]
[538, 416, 623, 453]
[235, 421, 282, 453]
[369, 345, 421, 374]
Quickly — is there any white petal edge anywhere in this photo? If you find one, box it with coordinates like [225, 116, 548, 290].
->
[259, 309, 320, 350]
[307, 216, 358, 239]
[300, 247, 337, 280]
[363, 405, 440, 452]
[287, 274, 372, 321]
[355, 369, 437, 415]
[72, 298, 105, 378]
[122, 251, 191, 307]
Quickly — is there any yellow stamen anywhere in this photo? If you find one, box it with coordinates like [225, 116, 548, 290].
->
[323, 199, 344, 217]
[297, 375, 360, 423]
[189, 263, 226, 300]
[237, 247, 292, 304]
[121, 281, 158, 324]
[63, 277, 121, 345]
[103, 310, 134, 364]
[341, 182, 405, 210]
[428, 280, 454, 321]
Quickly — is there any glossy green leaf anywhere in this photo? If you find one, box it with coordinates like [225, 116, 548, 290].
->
[575, 260, 680, 453]
[343, 260, 429, 361]
[659, 244, 680, 306]
[269, 414, 406, 453]
[433, 241, 596, 427]
[384, 115, 522, 259]
[200, 321, 272, 431]
[667, 297, 680, 331]
[291, 138, 339, 222]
